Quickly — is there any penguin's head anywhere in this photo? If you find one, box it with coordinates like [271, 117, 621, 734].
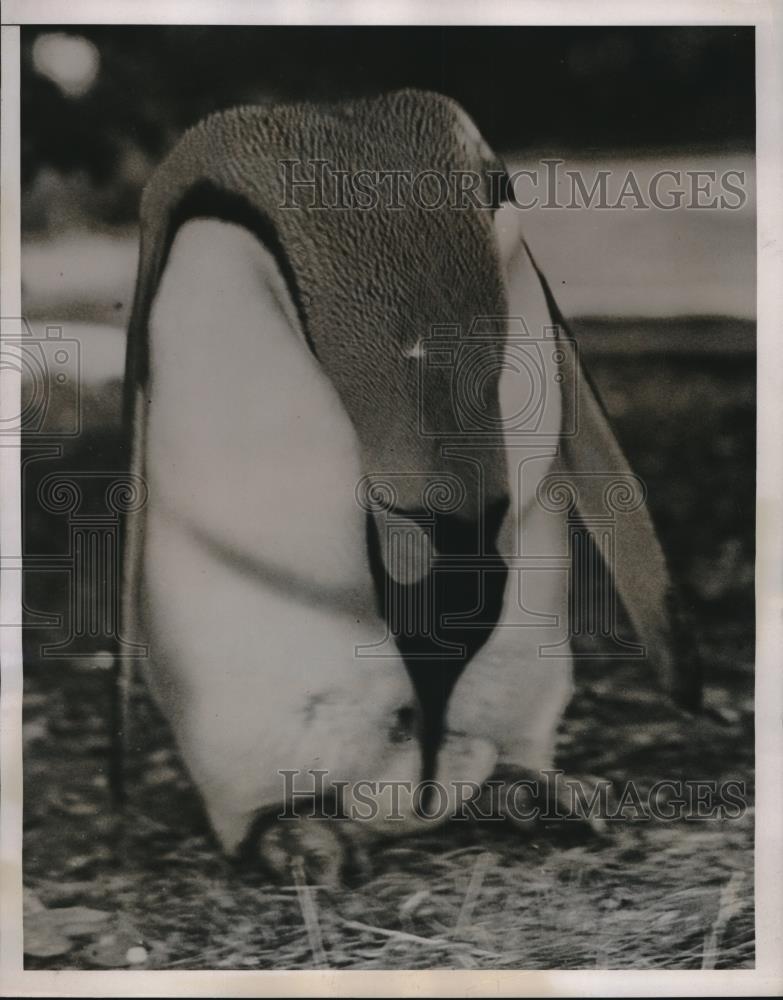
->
[271, 90, 517, 537]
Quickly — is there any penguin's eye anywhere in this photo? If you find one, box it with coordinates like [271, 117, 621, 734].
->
[403, 340, 425, 361]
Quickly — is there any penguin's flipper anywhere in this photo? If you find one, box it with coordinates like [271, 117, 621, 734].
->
[493, 194, 700, 711]
[530, 256, 702, 711]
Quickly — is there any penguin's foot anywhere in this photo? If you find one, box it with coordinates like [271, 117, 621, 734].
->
[242, 815, 370, 888]
[477, 765, 608, 841]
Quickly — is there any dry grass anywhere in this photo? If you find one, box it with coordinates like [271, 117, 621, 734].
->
[22, 644, 754, 970]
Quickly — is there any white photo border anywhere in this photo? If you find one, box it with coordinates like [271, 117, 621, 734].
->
[1, 3, 780, 996]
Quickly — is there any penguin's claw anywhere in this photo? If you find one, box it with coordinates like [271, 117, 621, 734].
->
[481, 765, 609, 842]
[255, 818, 348, 889]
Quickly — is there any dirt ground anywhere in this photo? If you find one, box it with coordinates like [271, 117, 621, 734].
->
[22, 321, 755, 970]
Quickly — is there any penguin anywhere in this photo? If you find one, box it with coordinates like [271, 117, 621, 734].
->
[118, 90, 700, 881]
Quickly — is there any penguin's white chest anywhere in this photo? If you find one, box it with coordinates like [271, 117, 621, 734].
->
[146, 218, 368, 592]
[142, 220, 415, 849]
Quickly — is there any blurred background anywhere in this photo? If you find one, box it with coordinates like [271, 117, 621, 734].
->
[21, 25, 756, 333]
[20, 27, 756, 970]
[22, 26, 755, 225]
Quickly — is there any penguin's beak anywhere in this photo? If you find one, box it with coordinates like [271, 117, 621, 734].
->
[372, 494, 509, 587]
[365, 490, 511, 790]
[431, 497, 509, 559]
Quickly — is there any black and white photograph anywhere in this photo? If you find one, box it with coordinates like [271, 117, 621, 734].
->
[1, 3, 781, 995]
